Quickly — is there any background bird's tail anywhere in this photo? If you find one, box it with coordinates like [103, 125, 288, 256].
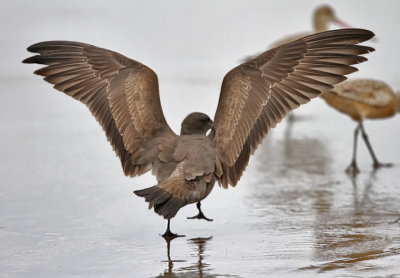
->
[134, 186, 186, 219]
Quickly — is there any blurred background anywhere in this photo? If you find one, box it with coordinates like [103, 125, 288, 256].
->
[2, 0, 400, 126]
[1, 1, 400, 277]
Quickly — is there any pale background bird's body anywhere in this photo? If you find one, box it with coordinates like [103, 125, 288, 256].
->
[322, 79, 398, 121]
[322, 78, 399, 172]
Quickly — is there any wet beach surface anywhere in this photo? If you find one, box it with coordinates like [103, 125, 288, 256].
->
[1, 76, 400, 278]
[1, 1, 400, 277]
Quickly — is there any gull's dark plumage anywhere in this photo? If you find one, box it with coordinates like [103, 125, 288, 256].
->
[23, 28, 375, 237]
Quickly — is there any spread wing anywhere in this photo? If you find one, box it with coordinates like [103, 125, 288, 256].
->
[23, 41, 176, 177]
[213, 29, 375, 188]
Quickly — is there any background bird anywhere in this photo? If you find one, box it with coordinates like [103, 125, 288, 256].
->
[243, 5, 350, 62]
[243, 5, 352, 123]
[23, 29, 374, 238]
[270, 5, 350, 48]
[321, 78, 399, 174]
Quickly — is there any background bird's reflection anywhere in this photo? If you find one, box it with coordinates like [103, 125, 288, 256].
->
[253, 117, 331, 184]
[246, 119, 400, 273]
[245, 119, 333, 223]
[308, 171, 400, 272]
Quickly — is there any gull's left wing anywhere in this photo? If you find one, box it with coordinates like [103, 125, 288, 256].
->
[23, 41, 176, 178]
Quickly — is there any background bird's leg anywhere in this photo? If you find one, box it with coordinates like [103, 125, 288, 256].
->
[346, 123, 361, 175]
[162, 220, 184, 240]
[187, 202, 213, 222]
[359, 121, 393, 169]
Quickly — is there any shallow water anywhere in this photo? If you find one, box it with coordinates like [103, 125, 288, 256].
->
[1, 1, 400, 277]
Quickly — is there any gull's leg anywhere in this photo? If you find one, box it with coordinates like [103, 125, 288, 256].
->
[162, 220, 184, 240]
[346, 123, 361, 175]
[359, 121, 392, 169]
[187, 202, 213, 222]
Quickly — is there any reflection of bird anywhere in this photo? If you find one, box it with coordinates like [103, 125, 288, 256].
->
[309, 170, 390, 271]
[348, 169, 375, 211]
[321, 79, 398, 174]
[160, 237, 214, 278]
[271, 5, 350, 48]
[253, 122, 331, 183]
[23, 29, 374, 238]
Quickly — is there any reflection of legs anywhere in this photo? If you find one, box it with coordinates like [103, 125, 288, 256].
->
[359, 121, 392, 169]
[162, 219, 184, 240]
[187, 202, 213, 222]
[346, 123, 361, 175]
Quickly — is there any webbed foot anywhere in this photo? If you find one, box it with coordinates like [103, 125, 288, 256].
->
[187, 202, 213, 222]
[162, 220, 185, 240]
